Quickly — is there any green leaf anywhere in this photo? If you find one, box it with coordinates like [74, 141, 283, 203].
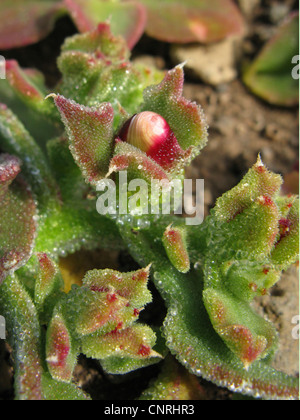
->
[48, 265, 161, 374]
[56, 266, 152, 337]
[48, 94, 115, 185]
[82, 324, 162, 374]
[64, 0, 146, 49]
[34, 253, 64, 319]
[243, 13, 299, 106]
[5, 60, 60, 121]
[0, 274, 44, 400]
[117, 215, 299, 400]
[82, 265, 152, 309]
[46, 136, 91, 205]
[163, 287, 298, 400]
[271, 198, 299, 269]
[197, 159, 298, 366]
[109, 140, 171, 183]
[139, 0, 245, 44]
[41, 373, 90, 400]
[57, 23, 164, 122]
[139, 356, 207, 400]
[0, 81, 62, 145]
[214, 156, 282, 223]
[203, 287, 278, 368]
[35, 206, 124, 258]
[0, 154, 37, 284]
[0, 105, 58, 210]
[162, 225, 190, 273]
[99, 354, 162, 375]
[72, 287, 130, 337]
[46, 309, 79, 383]
[0, 0, 65, 50]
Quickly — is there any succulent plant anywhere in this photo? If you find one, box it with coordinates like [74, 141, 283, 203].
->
[137, 0, 245, 44]
[243, 12, 299, 107]
[0, 24, 299, 401]
[0, 0, 245, 51]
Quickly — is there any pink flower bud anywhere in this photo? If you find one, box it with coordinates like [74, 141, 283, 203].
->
[118, 111, 184, 169]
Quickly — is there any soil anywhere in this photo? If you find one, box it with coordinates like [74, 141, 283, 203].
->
[0, 0, 298, 400]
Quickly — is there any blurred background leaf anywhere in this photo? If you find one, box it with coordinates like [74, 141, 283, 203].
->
[243, 12, 299, 107]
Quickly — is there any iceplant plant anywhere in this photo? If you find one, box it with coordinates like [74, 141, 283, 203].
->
[0, 24, 299, 400]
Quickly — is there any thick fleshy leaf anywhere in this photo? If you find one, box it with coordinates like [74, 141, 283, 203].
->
[34, 253, 64, 317]
[46, 310, 79, 383]
[117, 189, 299, 399]
[107, 141, 184, 221]
[57, 23, 129, 109]
[0, 81, 62, 145]
[271, 198, 299, 269]
[41, 373, 90, 400]
[55, 28, 206, 182]
[57, 23, 164, 120]
[139, 356, 207, 400]
[109, 140, 171, 183]
[0, 105, 57, 210]
[163, 292, 298, 400]
[99, 352, 163, 375]
[0, 155, 37, 284]
[203, 287, 277, 368]
[75, 289, 129, 336]
[196, 159, 298, 366]
[59, 21, 130, 59]
[48, 94, 115, 185]
[0, 154, 21, 197]
[64, 0, 147, 49]
[227, 196, 279, 259]
[214, 156, 282, 223]
[0, 0, 65, 50]
[46, 266, 160, 375]
[98, 326, 166, 374]
[5, 60, 59, 120]
[162, 225, 190, 273]
[54, 266, 153, 338]
[0, 274, 44, 400]
[139, 0, 245, 44]
[0, 0, 245, 50]
[81, 324, 161, 362]
[46, 136, 90, 205]
[35, 205, 125, 258]
[243, 13, 299, 107]
[82, 265, 152, 309]
[210, 194, 280, 264]
[224, 261, 280, 303]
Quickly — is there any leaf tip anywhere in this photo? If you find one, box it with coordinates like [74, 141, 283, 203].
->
[45, 93, 57, 101]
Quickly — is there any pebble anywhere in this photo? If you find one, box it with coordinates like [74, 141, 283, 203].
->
[171, 36, 243, 86]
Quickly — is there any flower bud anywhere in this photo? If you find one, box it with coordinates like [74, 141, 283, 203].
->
[118, 111, 184, 170]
